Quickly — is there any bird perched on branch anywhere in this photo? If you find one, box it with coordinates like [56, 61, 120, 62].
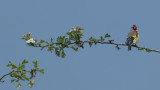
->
[126, 25, 139, 51]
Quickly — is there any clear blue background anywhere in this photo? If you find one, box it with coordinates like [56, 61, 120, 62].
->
[0, 0, 160, 90]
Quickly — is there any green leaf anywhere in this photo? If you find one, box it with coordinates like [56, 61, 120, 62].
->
[18, 63, 20, 68]
[22, 72, 29, 81]
[61, 50, 66, 58]
[20, 76, 25, 81]
[89, 42, 93, 47]
[17, 84, 21, 90]
[6, 61, 17, 69]
[45, 41, 49, 44]
[57, 36, 65, 43]
[78, 27, 84, 30]
[6, 61, 13, 68]
[28, 81, 32, 88]
[34, 40, 37, 43]
[89, 37, 97, 42]
[11, 79, 16, 83]
[55, 48, 60, 57]
[22, 60, 29, 64]
[32, 80, 35, 85]
[64, 38, 68, 43]
[20, 65, 25, 71]
[51, 38, 53, 42]
[12, 71, 19, 77]
[11, 64, 17, 69]
[38, 69, 44, 74]
[33, 75, 36, 77]
[47, 45, 55, 53]
[16, 79, 19, 82]
[34, 70, 37, 74]
[66, 32, 70, 35]
[32, 61, 38, 69]
[138, 48, 144, 50]
[28, 80, 35, 88]
[71, 45, 78, 51]
[104, 33, 111, 38]
[100, 36, 105, 41]
[40, 40, 45, 43]
[145, 48, 151, 53]
[41, 46, 45, 51]
[21, 37, 25, 40]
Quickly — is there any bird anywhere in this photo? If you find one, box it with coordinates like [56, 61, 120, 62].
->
[126, 25, 139, 51]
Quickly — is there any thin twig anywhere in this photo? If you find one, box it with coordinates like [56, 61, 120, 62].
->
[0, 69, 33, 83]
[0, 70, 14, 83]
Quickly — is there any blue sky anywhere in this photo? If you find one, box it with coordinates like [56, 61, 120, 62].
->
[0, 0, 160, 90]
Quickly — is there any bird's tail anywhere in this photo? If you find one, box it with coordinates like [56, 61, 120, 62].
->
[128, 45, 131, 51]
[126, 37, 134, 51]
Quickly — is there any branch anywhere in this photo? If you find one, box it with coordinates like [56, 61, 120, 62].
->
[0, 69, 38, 83]
[96, 40, 160, 53]
[32, 40, 160, 53]
[0, 70, 14, 83]
[23, 30, 160, 56]
[1, 60, 44, 90]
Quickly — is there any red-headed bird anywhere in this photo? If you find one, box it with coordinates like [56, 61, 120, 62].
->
[126, 25, 139, 51]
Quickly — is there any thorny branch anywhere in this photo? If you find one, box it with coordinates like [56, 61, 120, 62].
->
[33, 40, 160, 53]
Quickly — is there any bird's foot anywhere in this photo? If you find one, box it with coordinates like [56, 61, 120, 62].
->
[133, 44, 138, 47]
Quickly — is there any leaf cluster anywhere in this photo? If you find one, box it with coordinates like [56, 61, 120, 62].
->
[6, 60, 44, 90]
[88, 33, 111, 47]
[22, 27, 113, 58]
